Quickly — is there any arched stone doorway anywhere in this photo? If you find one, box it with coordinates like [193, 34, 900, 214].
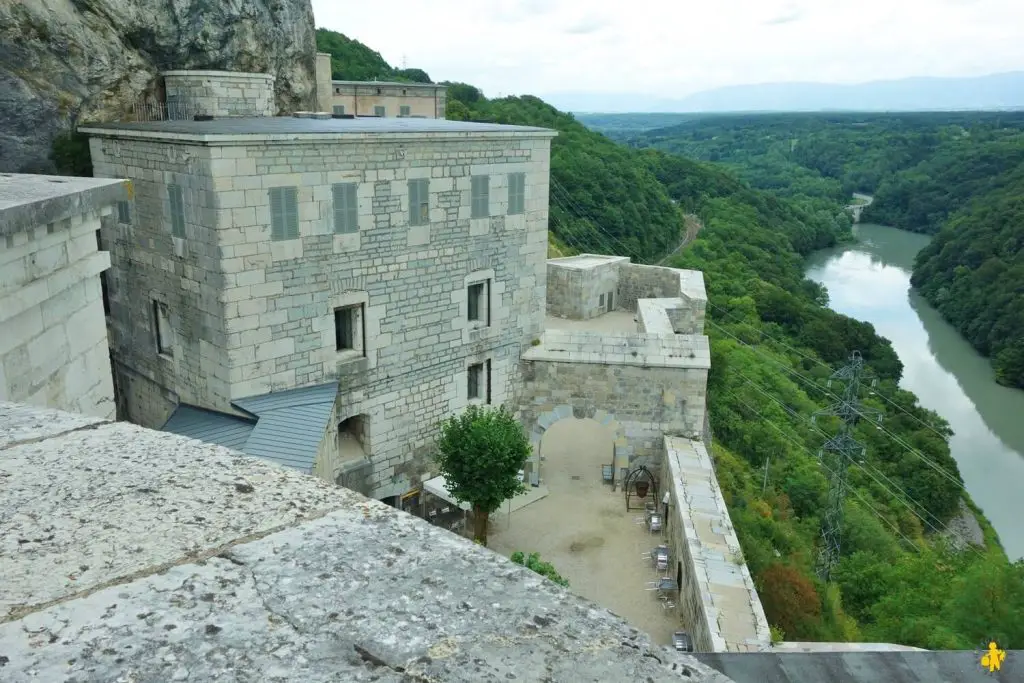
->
[540, 417, 617, 486]
[530, 405, 628, 487]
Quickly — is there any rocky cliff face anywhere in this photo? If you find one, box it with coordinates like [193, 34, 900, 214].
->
[0, 0, 318, 173]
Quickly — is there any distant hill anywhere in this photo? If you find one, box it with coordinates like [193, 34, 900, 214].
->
[545, 72, 1024, 114]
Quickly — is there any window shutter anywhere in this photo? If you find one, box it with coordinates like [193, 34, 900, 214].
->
[345, 185, 358, 232]
[284, 187, 299, 239]
[269, 188, 282, 240]
[408, 180, 418, 225]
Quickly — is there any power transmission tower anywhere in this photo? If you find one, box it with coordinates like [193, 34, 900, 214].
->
[811, 350, 882, 582]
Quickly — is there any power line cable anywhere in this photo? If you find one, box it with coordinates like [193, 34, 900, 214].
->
[705, 317, 965, 492]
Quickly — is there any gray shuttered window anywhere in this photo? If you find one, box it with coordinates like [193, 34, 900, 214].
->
[408, 178, 429, 226]
[471, 175, 489, 219]
[333, 183, 359, 233]
[168, 185, 185, 238]
[374, 105, 386, 117]
[333, 105, 345, 115]
[269, 186, 299, 240]
[507, 172, 526, 215]
[400, 105, 411, 117]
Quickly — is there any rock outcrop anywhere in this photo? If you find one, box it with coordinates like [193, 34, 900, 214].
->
[0, 0, 318, 174]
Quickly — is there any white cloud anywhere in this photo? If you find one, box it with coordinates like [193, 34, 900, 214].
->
[312, 0, 1024, 97]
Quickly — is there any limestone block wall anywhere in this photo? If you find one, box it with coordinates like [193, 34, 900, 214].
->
[88, 136, 230, 428]
[0, 210, 116, 418]
[617, 263, 682, 310]
[546, 255, 629, 319]
[545, 264, 582, 318]
[329, 82, 447, 118]
[517, 358, 708, 468]
[164, 71, 276, 118]
[215, 134, 551, 496]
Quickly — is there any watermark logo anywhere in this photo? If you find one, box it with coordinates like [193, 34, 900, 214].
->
[980, 641, 1006, 673]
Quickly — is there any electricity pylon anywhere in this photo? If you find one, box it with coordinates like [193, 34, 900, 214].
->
[811, 350, 882, 582]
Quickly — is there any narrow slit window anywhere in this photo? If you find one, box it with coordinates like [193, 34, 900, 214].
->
[334, 304, 364, 354]
[168, 184, 185, 238]
[153, 300, 173, 356]
[467, 280, 490, 325]
[117, 200, 131, 224]
[468, 362, 483, 400]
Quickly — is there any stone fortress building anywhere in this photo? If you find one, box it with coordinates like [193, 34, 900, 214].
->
[315, 51, 448, 119]
[80, 74, 556, 500]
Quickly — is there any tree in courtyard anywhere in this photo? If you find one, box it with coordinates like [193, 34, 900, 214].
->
[433, 405, 531, 546]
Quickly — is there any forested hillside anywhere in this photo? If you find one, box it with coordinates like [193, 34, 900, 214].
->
[600, 111, 1024, 389]
[316, 35, 1024, 648]
[315, 29, 432, 83]
[911, 171, 1024, 388]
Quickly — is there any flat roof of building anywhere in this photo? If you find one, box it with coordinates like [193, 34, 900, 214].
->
[0, 173, 128, 238]
[547, 254, 631, 270]
[79, 116, 558, 143]
[331, 79, 445, 89]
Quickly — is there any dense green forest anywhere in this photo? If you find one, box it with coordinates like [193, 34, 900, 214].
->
[315, 29, 432, 84]
[590, 112, 1024, 388]
[306, 33, 1024, 648]
[911, 171, 1024, 388]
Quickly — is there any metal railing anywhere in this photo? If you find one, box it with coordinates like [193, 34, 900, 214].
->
[127, 100, 204, 123]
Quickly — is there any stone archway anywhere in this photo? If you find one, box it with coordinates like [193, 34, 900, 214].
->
[527, 404, 631, 487]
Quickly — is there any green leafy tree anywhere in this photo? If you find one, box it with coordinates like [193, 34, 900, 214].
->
[511, 551, 570, 587]
[434, 405, 530, 546]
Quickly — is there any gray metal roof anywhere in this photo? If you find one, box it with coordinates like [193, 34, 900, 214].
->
[79, 116, 557, 139]
[693, 651, 1023, 683]
[161, 405, 255, 451]
[161, 382, 338, 474]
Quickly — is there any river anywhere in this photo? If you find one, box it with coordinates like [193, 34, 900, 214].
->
[805, 223, 1024, 560]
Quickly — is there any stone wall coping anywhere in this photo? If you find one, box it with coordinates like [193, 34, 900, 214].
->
[79, 119, 558, 145]
[664, 436, 773, 651]
[0, 402, 733, 683]
[547, 253, 630, 271]
[331, 79, 447, 90]
[163, 70, 275, 81]
[0, 173, 128, 238]
[524, 329, 711, 368]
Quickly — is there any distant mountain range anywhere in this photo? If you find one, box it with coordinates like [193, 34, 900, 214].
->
[543, 72, 1024, 114]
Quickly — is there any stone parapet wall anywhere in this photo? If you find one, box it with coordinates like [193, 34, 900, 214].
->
[164, 70, 276, 118]
[0, 402, 733, 682]
[662, 437, 772, 653]
[0, 174, 127, 419]
[517, 357, 708, 469]
[617, 262, 685, 311]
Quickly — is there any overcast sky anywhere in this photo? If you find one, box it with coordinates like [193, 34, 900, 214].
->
[311, 0, 1024, 98]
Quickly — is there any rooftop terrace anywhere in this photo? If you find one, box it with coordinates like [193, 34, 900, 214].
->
[0, 402, 731, 682]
